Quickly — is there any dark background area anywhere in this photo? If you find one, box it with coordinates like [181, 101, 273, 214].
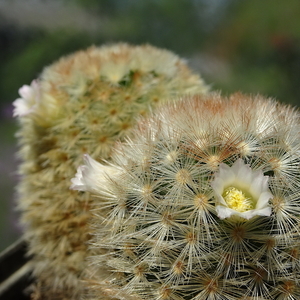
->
[1, 0, 300, 251]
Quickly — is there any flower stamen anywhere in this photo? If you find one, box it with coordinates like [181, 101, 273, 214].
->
[222, 186, 254, 212]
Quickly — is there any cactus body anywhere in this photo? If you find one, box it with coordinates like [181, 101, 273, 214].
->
[14, 44, 208, 299]
[75, 93, 300, 300]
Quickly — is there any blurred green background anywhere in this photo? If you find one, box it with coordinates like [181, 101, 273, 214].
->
[1, 0, 300, 251]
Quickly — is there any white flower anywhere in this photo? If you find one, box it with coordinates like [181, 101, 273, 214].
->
[70, 164, 86, 191]
[70, 154, 122, 194]
[100, 61, 131, 84]
[133, 46, 178, 76]
[13, 80, 40, 117]
[211, 159, 273, 220]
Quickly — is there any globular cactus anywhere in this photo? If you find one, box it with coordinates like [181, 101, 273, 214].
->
[13, 43, 208, 300]
[73, 93, 300, 300]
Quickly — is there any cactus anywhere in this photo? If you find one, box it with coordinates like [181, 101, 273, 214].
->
[73, 93, 300, 300]
[13, 43, 208, 300]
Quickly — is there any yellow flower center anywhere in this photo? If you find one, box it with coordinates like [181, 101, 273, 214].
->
[222, 187, 254, 212]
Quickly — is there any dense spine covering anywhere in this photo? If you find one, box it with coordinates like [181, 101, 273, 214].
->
[74, 93, 300, 300]
[14, 43, 208, 300]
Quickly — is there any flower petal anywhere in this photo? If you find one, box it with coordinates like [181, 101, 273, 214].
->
[256, 191, 273, 209]
[216, 205, 235, 219]
[70, 165, 86, 191]
[70, 154, 123, 194]
[13, 80, 40, 117]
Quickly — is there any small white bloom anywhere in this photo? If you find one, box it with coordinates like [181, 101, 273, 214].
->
[13, 80, 40, 117]
[70, 165, 86, 191]
[64, 73, 88, 98]
[133, 46, 178, 76]
[70, 154, 122, 194]
[100, 61, 130, 84]
[211, 159, 273, 220]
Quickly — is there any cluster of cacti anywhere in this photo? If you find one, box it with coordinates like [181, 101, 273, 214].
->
[73, 93, 300, 300]
[13, 43, 208, 300]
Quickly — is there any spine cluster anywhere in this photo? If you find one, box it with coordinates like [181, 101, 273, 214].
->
[75, 93, 300, 300]
[14, 43, 208, 299]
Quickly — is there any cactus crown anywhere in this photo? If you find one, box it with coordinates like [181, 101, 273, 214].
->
[75, 93, 300, 300]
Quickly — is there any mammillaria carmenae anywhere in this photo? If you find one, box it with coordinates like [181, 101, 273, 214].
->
[13, 43, 208, 300]
[73, 93, 300, 300]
